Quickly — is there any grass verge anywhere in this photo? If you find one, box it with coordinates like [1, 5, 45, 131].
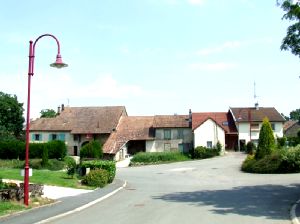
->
[0, 168, 93, 189]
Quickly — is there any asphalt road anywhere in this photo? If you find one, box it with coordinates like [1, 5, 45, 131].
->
[49, 152, 300, 224]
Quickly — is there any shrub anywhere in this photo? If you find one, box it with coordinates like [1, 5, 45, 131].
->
[80, 140, 103, 159]
[246, 141, 256, 155]
[81, 160, 116, 183]
[41, 146, 49, 167]
[47, 140, 67, 159]
[65, 157, 77, 177]
[130, 151, 189, 165]
[194, 146, 219, 159]
[256, 118, 275, 159]
[277, 136, 287, 149]
[279, 146, 300, 172]
[46, 159, 65, 171]
[81, 169, 109, 187]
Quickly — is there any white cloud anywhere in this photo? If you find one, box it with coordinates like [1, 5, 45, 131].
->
[197, 41, 242, 56]
[188, 62, 237, 71]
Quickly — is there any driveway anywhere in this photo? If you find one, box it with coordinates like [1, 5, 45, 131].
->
[44, 152, 300, 224]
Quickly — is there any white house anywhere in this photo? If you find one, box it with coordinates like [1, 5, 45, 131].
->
[230, 106, 285, 149]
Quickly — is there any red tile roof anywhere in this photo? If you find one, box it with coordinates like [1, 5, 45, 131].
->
[192, 112, 237, 133]
[103, 116, 154, 154]
[230, 107, 285, 123]
[153, 115, 190, 128]
[30, 106, 127, 134]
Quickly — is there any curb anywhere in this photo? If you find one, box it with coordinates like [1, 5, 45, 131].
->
[34, 180, 127, 224]
[291, 199, 300, 224]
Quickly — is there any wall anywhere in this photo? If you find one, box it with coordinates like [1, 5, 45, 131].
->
[193, 119, 225, 149]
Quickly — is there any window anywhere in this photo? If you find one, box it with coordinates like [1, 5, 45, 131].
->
[178, 129, 184, 139]
[164, 129, 171, 140]
[58, 133, 65, 141]
[32, 134, 41, 141]
[207, 141, 213, 148]
[271, 123, 275, 131]
[73, 146, 78, 156]
[250, 123, 259, 130]
[49, 134, 57, 141]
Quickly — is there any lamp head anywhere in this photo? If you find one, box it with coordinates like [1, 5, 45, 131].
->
[50, 54, 68, 68]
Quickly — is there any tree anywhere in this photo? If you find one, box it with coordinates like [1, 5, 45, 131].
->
[40, 109, 57, 118]
[255, 117, 276, 159]
[279, 1, 300, 58]
[290, 108, 300, 121]
[0, 92, 24, 138]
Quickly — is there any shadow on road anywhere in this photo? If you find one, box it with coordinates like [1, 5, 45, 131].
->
[153, 184, 300, 220]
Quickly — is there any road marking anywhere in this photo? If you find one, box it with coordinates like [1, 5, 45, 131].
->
[291, 199, 300, 224]
[35, 181, 127, 224]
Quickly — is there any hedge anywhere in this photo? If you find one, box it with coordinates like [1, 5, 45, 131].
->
[81, 169, 109, 187]
[81, 160, 116, 183]
[194, 146, 220, 159]
[0, 140, 67, 160]
[130, 151, 190, 164]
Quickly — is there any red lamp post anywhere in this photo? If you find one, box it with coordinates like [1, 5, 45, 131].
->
[24, 34, 67, 205]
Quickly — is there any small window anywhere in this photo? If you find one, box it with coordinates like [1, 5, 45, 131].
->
[271, 123, 275, 131]
[34, 134, 41, 141]
[73, 135, 78, 141]
[49, 134, 57, 141]
[58, 133, 65, 141]
[164, 129, 171, 140]
[207, 141, 213, 148]
[178, 129, 184, 139]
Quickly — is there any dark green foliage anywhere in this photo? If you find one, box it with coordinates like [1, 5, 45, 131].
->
[65, 157, 77, 177]
[246, 142, 256, 155]
[194, 146, 220, 159]
[0, 140, 66, 160]
[130, 151, 190, 165]
[280, 1, 300, 58]
[290, 109, 300, 121]
[40, 109, 56, 118]
[45, 159, 65, 171]
[81, 160, 116, 183]
[255, 118, 275, 159]
[216, 141, 222, 153]
[81, 169, 109, 187]
[277, 136, 287, 148]
[242, 146, 300, 173]
[41, 146, 49, 167]
[80, 140, 103, 159]
[0, 92, 24, 139]
[47, 140, 67, 159]
[287, 136, 300, 146]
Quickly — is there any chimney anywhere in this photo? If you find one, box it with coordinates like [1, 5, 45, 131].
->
[255, 102, 259, 110]
[57, 106, 61, 115]
[61, 104, 65, 111]
[189, 109, 192, 128]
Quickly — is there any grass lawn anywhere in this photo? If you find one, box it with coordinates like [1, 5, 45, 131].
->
[0, 168, 93, 189]
[0, 201, 28, 217]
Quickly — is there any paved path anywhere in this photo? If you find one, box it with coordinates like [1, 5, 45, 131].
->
[40, 152, 300, 224]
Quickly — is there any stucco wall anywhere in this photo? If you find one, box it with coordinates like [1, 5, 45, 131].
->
[193, 119, 225, 149]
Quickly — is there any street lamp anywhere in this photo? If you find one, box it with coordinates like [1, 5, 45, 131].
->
[24, 34, 67, 205]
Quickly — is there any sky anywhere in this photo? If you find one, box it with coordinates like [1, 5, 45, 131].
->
[0, 0, 299, 119]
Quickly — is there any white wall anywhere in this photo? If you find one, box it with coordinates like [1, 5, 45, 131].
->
[194, 119, 225, 149]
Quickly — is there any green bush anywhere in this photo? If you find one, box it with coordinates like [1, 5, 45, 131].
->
[242, 146, 300, 173]
[81, 169, 109, 187]
[46, 159, 65, 171]
[194, 146, 219, 159]
[47, 140, 67, 159]
[277, 136, 287, 149]
[80, 140, 103, 159]
[246, 141, 256, 155]
[131, 151, 189, 165]
[81, 160, 116, 183]
[65, 157, 77, 177]
[0, 159, 23, 168]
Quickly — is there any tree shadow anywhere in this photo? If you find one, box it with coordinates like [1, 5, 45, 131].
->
[153, 184, 300, 220]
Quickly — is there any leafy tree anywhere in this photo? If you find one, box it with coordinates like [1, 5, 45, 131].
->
[0, 92, 24, 138]
[290, 108, 300, 121]
[255, 118, 276, 159]
[278, 1, 300, 58]
[40, 109, 56, 118]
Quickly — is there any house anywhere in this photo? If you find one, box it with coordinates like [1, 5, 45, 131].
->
[284, 120, 300, 137]
[230, 106, 285, 149]
[29, 106, 127, 155]
[192, 112, 238, 150]
[103, 114, 193, 161]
